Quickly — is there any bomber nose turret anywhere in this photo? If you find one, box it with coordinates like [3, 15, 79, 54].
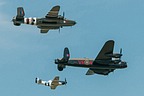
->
[64, 19, 76, 26]
[73, 21, 76, 25]
[70, 20, 76, 25]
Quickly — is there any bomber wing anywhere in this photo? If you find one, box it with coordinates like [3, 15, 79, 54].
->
[85, 40, 115, 75]
[50, 76, 59, 89]
[95, 40, 114, 61]
[45, 5, 60, 18]
[86, 68, 114, 75]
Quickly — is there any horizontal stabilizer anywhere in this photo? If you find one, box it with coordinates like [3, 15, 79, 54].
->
[86, 69, 95, 75]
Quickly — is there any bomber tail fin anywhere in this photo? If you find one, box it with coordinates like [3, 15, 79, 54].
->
[61, 47, 70, 63]
[55, 47, 70, 65]
[63, 47, 70, 62]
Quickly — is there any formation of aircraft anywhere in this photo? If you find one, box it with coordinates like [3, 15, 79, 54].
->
[12, 5, 128, 90]
[35, 76, 67, 90]
[55, 40, 127, 75]
[12, 5, 76, 33]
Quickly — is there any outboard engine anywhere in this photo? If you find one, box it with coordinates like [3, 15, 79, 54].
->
[105, 48, 123, 58]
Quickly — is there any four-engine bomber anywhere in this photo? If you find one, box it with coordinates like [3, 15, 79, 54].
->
[55, 40, 127, 75]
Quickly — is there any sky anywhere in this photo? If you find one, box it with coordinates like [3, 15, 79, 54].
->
[0, 0, 144, 96]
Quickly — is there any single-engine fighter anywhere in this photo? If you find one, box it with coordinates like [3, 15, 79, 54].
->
[35, 76, 67, 90]
[12, 5, 76, 33]
[55, 40, 127, 75]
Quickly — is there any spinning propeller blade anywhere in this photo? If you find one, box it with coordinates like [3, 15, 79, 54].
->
[63, 12, 65, 19]
[119, 48, 123, 60]
[120, 48, 122, 54]
[65, 78, 67, 85]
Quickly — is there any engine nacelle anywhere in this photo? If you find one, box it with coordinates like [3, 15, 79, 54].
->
[105, 53, 122, 58]
[58, 15, 64, 19]
[112, 60, 121, 64]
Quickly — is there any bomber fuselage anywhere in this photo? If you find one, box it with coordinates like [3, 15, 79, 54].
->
[13, 16, 76, 29]
[55, 58, 127, 69]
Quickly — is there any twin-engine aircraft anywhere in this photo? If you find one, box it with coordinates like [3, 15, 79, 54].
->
[55, 40, 127, 75]
[35, 76, 67, 90]
[12, 5, 76, 33]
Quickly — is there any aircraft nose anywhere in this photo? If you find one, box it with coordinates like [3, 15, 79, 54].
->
[62, 82, 65, 85]
[68, 20, 76, 25]
[62, 82, 67, 85]
[65, 20, 76, 25]
[125, 63, 127, 68]
[121, 62, 127, 68]
[73, 21, 76, 25]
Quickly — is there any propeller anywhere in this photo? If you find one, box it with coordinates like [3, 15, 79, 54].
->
[35, 78, 38, 83]
[65, 78, 67, 85]
[119, 48, 123, 60]
[59, 28, 60, 33]
[63, 12, 65, 19]
[120, 48, 122, 54]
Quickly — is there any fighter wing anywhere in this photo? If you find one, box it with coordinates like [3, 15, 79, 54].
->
[86, 69, 95, 75]
[50, 76, 59, 89]
[50, 85, 57, 90]
[45, 5, 60, 18]
[95, 40, 114, 61]
[52, 76, 59, 84]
